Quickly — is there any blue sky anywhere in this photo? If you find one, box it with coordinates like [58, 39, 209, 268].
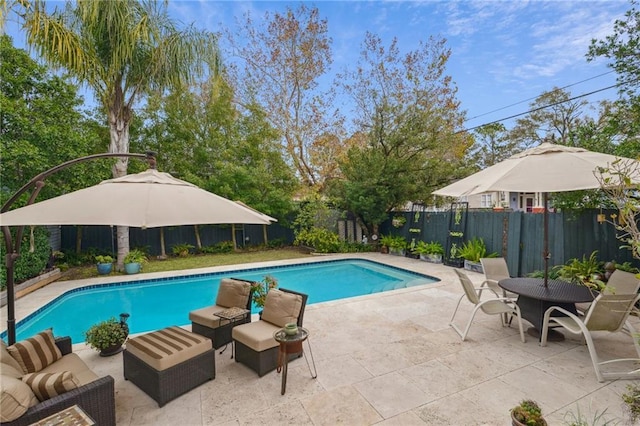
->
[6, 1, 630, 132]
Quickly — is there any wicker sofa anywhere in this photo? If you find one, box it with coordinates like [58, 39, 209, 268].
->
[1, 333, 115, 426]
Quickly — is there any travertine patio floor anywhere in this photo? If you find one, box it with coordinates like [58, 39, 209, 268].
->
[4, 253, 639, 425]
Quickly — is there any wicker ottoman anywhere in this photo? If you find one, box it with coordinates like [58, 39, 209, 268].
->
[123, 326, 215, 407]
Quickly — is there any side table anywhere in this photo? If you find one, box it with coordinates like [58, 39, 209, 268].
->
[31, 404, 95, 426]
[215, 307, 250, 358]
[274, 326, 317, 395]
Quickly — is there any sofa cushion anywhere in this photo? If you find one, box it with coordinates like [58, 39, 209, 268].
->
[261, 289, 303, 327]
[1, 340, 24, 374]
[189, 304, 228, 328]
[231, 320, 281, 352]
[39, 353, 99, 386]
[1, 362, 24, 379]
[7, 329, 62, 374]
[0, 375, 39, 422]
[22, 371, 80, 401]
[216, 278, 251, 308]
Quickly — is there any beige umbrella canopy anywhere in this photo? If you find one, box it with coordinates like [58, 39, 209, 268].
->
[0, 169, 276, 227]
[433, 142, 640, 283]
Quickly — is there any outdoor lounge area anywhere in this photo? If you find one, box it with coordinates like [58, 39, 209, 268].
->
[2, 253, 639, 425]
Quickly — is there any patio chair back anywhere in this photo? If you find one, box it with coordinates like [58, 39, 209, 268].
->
[454, 269, 481, 305]
[480, 258, 510, 282]
[584, 293, 640, 332]
[604, 269, 640, 295]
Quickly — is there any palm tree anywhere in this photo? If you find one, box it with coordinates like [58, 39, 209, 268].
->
[13, 0, 219, 266]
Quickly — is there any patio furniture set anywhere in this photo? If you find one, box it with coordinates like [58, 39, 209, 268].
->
[0, 278, 314, 425]
[450, 257, 640, 383]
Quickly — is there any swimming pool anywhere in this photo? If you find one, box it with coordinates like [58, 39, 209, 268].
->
[4, 259, 438, 343]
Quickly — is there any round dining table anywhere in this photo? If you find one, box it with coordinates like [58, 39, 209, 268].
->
[499, 278, 597, 341]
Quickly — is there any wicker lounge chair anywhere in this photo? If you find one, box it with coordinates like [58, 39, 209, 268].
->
[541, 292, 640, 382]
[450, 269, 526, 342]
[189, 277, 254, 349]
[232, 288, 308, 377]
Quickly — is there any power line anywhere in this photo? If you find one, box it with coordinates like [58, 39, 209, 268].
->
[464, 70, 617, 123]
[457, 77, 638, 135]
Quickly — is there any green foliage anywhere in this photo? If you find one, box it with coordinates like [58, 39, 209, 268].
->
[412, 241, 444, 255]
[171, 243, 195, 257]
[199, 241, 235, 254]
[511, 400, 546, 426]
[95, 255, 113, 264]
[0, 226, 51, 290]
[622, 384, 640, 423]
[294, 228, 341, 253]
[84, 317, 127, 351]
[457, 238, 497, 262]
[250, 275, 279, 308]
[527, 269, 561, 280]
[554, 251, 605, 290]
[392, 216, 407, 228]
[124, 249, 148, 264]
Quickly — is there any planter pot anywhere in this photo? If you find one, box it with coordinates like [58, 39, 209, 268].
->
[124, 262, 141, 274]
[380, 246, 389, 254]
[99, 342, 124, 357]
[96, 263, 113, 275]
[532, 206, 546, 213]
[420, 254, 442, 264]
[464, 260, 483, 273]
[444, 258, 465, 268]
[389, 248, 405, 256]
[405, 252, 420, 259]
[511, 412, 547, 426]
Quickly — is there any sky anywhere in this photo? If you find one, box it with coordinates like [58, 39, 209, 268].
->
[6, 0, 631, 132]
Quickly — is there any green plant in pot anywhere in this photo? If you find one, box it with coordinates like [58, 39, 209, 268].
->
[511, 399, 547, 426]
[251, 275, 278, 309]
[95, 255, 114, 275]
[124, 249, 148, 274]
[458, 237, 497, 272]
[413, 241, 444, 263]
[386, 235, 408, 256]
[85, 317, 128, 356]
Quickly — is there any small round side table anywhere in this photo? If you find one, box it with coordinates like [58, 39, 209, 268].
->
[273, 326, 318, 395]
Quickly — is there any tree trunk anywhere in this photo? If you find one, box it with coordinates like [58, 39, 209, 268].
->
[75, 225, 83, 254]
[159, 227, 166, 259]
[108, 106, 131, 268]
[194, 225, 202, 250]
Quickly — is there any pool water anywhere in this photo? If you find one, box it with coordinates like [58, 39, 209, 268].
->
[5, 259, 438, 343]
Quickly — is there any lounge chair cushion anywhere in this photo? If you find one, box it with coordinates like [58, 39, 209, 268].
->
[260, 289, 303, 327]
[22, 371, 80, 401]
[231, 321, 281, 352]
[39, 353, 99, 386]
[0, 375, 39, 422]
[7, 329, 62, 374]
[1, 340, 24, 375]
[125, 326, 212, 371]
[188, 305, 229, 329]
[216, 278, 252, 308]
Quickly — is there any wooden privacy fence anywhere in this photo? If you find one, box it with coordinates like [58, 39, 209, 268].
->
[381, 209, 637, 277]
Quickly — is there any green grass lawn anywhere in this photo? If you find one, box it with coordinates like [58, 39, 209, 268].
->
[60, 248, 312, 281]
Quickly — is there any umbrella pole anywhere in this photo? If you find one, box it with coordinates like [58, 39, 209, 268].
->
[543, 192, 549, 287]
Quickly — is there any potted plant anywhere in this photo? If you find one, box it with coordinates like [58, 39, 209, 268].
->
[511, 399, 547, 426]
[250, 275, 279, 310]
[124, 249, 148, 274]
[413, 241, 444, 263]
[392, 215, 407, 228]
[379, 235, 394, 254]
[85, 317, 128, 357]
[95, 255, 114, 275]
[387, 235, 408, 256]
[458, 237, 497, 273]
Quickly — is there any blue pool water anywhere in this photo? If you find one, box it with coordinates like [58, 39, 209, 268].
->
[4, 259, 438, 343]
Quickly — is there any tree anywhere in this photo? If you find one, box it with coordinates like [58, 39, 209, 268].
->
[225, 4, 340, 188]
[467, 123, 518, 169]
[14, 0, 219, 267]
[0, 34, 107, 206]
[331, 32, 470, 236]
[508, 88, 590, 148]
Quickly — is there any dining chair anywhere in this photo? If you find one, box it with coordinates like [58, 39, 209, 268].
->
[540, 292, 640, 382]
[576, 269, 640, 315]
[479, 257, 518, 300]
[450, 269, 525, 342]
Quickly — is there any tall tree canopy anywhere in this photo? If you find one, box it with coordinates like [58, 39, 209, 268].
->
[14, 0, 219, 266]
[226, 4, 341, 188]
[331, 32, 470, 235]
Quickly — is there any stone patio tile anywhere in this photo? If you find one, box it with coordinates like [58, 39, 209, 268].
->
[398, 359, 471, 400]
[301, 385, 383, 425]
[353, 372, 430, 419]
[237, 399, 314, 425]
[313, 353, 373, 389]
[413, 393, 503, 425]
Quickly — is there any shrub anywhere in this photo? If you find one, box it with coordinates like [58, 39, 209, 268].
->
[457, 237, 497, 262]
[554, 251, 605, 290]
[171, 243, 194, 257]
[0, 226, 51, 290]
[294, 228, 341, 253]
[84, 317, 127, 351]
[199, 241, 235, 254]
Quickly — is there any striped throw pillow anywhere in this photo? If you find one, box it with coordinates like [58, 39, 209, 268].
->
[21, 371, 79, 401]
[7, 330, 62, 374]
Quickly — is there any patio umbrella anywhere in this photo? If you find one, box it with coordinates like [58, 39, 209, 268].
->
[432, 142, 640, 283]
[0, 169, 277, 227]
[0, 168, 276, 344]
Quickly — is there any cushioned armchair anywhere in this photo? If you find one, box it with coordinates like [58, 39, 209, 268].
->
[232, 288, 308, 376]
[189, 277, 254, 349]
